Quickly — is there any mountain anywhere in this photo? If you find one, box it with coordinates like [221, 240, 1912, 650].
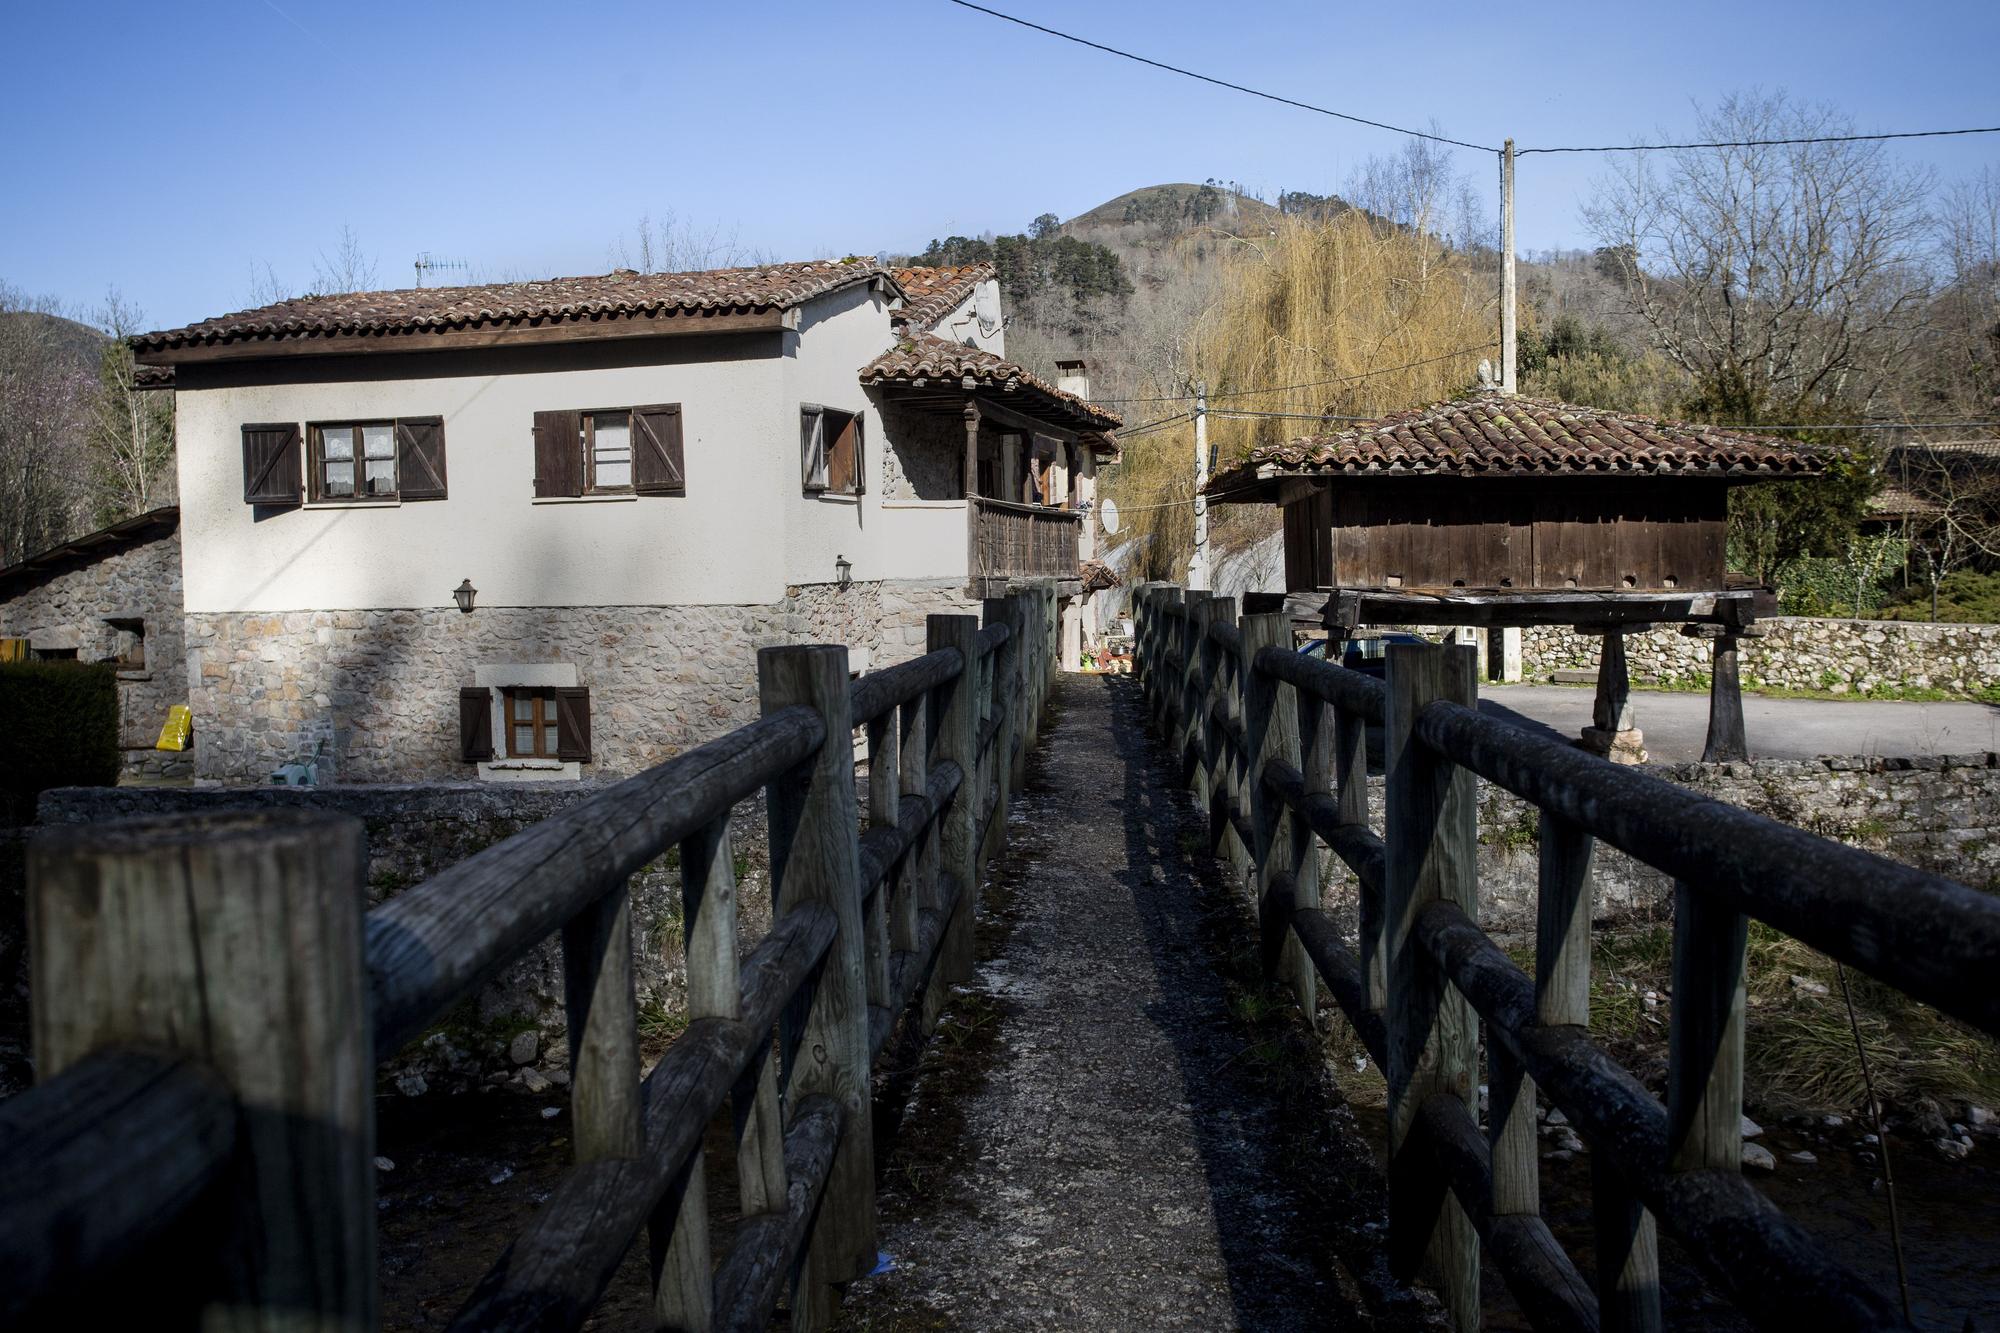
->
[1065, 182, 1284, 240]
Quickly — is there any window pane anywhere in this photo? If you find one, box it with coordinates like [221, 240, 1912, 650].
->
[514, 725, 535, 754]
[322, 429, 353, 460]
[364, 457, 396, 495]
[323, 461, 354, 496]
[361, 423, 395, 458]
[513, 695, 533, 721]
[592, 412, 631, 488]
[547, 717, 560, 749]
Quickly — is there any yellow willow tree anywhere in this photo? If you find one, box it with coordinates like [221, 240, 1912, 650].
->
[1111, 209, 1499, 581]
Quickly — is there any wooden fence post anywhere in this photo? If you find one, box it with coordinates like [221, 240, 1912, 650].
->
[1178, 590, 1213, 796]
[1199, 596, 1240, 864]
[1150, 587, 1183, 732]
[1241, 613, 1313, 1020]
[984, 595, 1022, 840]
[1668, 879, 1748, 1178]
[758, 645, 876, 1299]
[29, 810, 375, 1332]
[1383, 643, 1481, 1333]
[927, 614, 983, 996]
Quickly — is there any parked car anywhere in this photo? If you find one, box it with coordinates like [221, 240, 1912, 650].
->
[1297, 631, 1429, 677]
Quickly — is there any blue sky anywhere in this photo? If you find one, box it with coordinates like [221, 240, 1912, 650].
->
[3, 0, 1996, 331]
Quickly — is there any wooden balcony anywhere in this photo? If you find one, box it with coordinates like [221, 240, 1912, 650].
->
[970, 496, 1081, 595]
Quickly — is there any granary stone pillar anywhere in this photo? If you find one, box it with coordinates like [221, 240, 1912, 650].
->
[1579, 625, 1648, 764]
[1684, 622, 1763, 763]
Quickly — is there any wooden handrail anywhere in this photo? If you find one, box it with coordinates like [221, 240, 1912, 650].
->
[1128, 579, 1973, 1333]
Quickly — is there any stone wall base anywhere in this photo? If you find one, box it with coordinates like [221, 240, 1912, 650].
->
[184, 578, 979, 784]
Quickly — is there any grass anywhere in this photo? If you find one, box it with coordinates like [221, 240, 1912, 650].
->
[1481, 810, 1540, 854]
[1573, 923, 2000, 1115]
[1543, 675, 2000, 706]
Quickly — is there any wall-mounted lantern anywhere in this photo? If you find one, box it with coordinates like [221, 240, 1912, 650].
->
[453, 579, 477, 613]
[835, 554, 852, 587]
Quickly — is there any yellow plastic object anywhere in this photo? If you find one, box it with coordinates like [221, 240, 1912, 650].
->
[0, 638, 27, 663]
[156, 704, 192, 752]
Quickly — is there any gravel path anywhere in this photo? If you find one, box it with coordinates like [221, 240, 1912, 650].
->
[843, 674, 1435, 1332]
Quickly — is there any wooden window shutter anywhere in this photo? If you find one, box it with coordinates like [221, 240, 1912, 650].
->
[826, 411, 863, 495]
[554, 687, 592, 762]
[533, 410, 583, 497]
[397, 417, 448, 500]
[241, 422, 302, 506]
[458, 686, 492, 762]
[800, 406, 827, 490]
[632, 404, 685, 495]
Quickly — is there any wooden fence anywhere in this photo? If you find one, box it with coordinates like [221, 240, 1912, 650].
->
[1133, 582, 2000, 1333]
[0, 585, 1062, 1332]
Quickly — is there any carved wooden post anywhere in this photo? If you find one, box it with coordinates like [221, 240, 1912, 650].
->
[985, 594, 1022, 839]
[1383, 643, 1480, 1333]
[1242, 613, 1311, 1017]
[1686, 622, 1759, 764]
[1151, 587, 1183, 733]
[1668, 879, 1748, 1179]
[927, 614, 982, 994]
[30, 810, 375, 1332]
[1178, 590, 1212, 787]
[1581, 625, 1648, 764]
[759, 645, 876, 1297]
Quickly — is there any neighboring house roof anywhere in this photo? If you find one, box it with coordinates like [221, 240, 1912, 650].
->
[131, 259, 898, 359]
[891, 263, 994, 332]
[0, 506, 180, 597]
[1867, 484, 1943, 520]
[860, 334, 1124, 436]
[1210, 394, 1827, 496]
[132, 362, 175, 389]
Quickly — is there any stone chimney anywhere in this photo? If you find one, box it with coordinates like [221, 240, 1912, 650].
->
[1055, 358, 1089, 400]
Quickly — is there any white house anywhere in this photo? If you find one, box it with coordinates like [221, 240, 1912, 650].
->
[129, 259, 1120, 783]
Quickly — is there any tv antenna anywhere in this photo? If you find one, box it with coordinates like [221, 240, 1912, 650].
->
[413, 252, 469, 287]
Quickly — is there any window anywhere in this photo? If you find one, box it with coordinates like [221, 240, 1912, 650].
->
[801, 404, 864, 495]
[305, 417, 447, 503]
[506, 688, 561, 758]
[534, 405, 683, 498]
[104, 616, 146, 671]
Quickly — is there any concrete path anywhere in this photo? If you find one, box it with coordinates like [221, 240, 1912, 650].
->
[1481, 685, 2000, 763]
[842, 674, 1431, 1332]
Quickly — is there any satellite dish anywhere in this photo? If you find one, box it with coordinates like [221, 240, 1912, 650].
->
[1100, 497, 1121, 535]
[974, 282, 1002, 335]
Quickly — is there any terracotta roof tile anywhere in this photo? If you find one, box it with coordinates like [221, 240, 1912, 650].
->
[133, 259, 894, 355]
[1218, 395, 1827, 486]
[891, 263, 993, 332]
[859, 334, 1122, 432]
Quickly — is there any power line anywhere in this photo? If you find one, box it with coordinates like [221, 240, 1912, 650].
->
[1518, 126, 2000, 156]
[943, 1, 1496, 153]
[1206, 343, 1500, 401]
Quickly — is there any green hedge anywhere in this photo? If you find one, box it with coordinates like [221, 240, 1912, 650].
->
[0, 662, 120, 826]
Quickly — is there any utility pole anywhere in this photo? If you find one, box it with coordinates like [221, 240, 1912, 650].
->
[1189, 381, 1211, 590]
[1500, 138, 1518, 396]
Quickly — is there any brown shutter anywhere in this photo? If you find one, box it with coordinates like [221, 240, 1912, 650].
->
[800, 406, 826, 489]
[242, 423, 302, 506]
[554, 687, 591, 762]
[458, 686, 492, 762]
[827, 411, 859, 494]
[533, 410, 582, 498]
[397, 417, 448, 500]
[632, 404, 685, 495]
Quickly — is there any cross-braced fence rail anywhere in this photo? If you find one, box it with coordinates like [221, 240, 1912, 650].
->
[0, 586, 1061, 1332]
[1133, 581, 2000, 1333]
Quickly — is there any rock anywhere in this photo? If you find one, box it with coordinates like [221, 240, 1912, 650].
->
[1821, 1114, 1846, 1130]
[1551, 1128, 1586, 1155]
[374, 1156, 396, 1171]
[547, 1068, 572, 1087]
[1741, 1143, 1777, 1173]
[508, 1030, 540, 1066]
[1740, 1115, 1764, 1140]
[1785, 1150, 1818, 1165]
[540, 1106, 562, 1120]
[395, 1072, 428, 1097]
[521, 1068, 552, 1094]
[1543, 1148, 1575, 1163]
[1968, 1105, 1995, 1130]
[1788, 974, 1830, 997]
[1935, 1137, 1973, 1162]
[1908, 1098, 1951, 1140]
[1545, 1107, 1569, 1127]
[489, 1166, 515, 1186]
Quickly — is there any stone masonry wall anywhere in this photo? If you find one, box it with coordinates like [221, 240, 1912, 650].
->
[879, 399, 964, 501]
[0, 525, 190, 779]
[185, 577, 980, 784]
[1518, 617, 2000, 696]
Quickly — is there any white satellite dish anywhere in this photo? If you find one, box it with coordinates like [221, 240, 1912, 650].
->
[1100, 497, 1121, 535]
[973, 283, 1002, 335]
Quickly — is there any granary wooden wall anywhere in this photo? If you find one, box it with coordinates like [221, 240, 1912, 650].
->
[1281, 479, 1730, 594]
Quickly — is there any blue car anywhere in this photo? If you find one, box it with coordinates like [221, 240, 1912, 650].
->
[1297, 632, 1429, 678]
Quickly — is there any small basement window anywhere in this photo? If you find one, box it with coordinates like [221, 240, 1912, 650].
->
[801, 405, 864, 495]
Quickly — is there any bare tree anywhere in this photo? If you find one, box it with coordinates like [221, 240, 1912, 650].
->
[86, 291, 175, 524]
[1913, 167, 2000, 416]
[1585, 91, 1936, 419]
[613, 211, 749, 274]
[1896, 437, 2000, 617]
[246, 259, 294, 308]
[0, 282, 93, 563]
[312, 224, 378, 295]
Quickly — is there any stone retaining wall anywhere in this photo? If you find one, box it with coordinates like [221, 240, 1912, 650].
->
[1519, 617, 2000, 696]
[185, 577, 977, 784]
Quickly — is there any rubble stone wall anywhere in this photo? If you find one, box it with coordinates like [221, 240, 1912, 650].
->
[1518, 617, 2000, 696]
[0, 525, 190, 779]
[184, 578, 979, 784]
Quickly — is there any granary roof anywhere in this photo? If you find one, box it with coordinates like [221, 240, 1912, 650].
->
[131, 259, 897, 359]
[1208, 393, 1829, 499]
[891, 263, 994, 332]
[860, 333, 1124, 439]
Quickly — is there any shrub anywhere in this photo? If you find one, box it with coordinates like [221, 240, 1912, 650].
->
[0, 662, 120, 825]
[1876, 569, 2000, 623]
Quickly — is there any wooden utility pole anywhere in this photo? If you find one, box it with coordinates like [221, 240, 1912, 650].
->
[1500, 138, 1518, 396]
[1189, 381, 1211, 590]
